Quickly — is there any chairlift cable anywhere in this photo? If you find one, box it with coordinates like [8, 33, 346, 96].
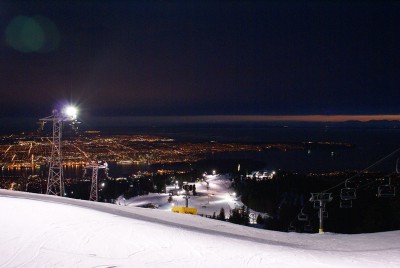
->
[322, 147, 400, 193]
[290, 147, 400, 230]
[355, 172, 395, 191]
[355, 178, 380, 191]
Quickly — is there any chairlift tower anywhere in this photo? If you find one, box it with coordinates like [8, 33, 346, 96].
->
[310, 192, 333, 233]
[183, 183, 193, 207]
[85, 161, 108, 201]
[40, 107, 77, 196]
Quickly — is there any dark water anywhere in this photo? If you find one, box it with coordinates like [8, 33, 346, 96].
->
[130, 124, 400, 173]
[2, 124, 400, 178]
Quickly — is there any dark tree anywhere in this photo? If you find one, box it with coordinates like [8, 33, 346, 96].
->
[217, 208, 226, 221]
[192, 184, 197, 196]
[256, 214, 264, 225]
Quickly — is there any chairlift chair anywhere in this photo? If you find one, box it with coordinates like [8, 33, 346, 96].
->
[378, 185, 396, 198]
[288, 223, 296, 232]
[340, 199, 352, 209]
[303, 222, 313, 233]
[378, 177, 396, 198]
[340, 179, 357, 200]
[297, 209, 308, 221]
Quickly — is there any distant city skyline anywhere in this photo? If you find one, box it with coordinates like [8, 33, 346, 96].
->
[1, 1, 399, 130]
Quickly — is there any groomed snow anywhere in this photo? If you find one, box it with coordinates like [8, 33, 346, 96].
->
[1, 190, 399, 267]
[117, 174, 246, 218]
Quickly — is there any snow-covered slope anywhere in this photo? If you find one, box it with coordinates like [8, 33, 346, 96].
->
[1, 189, 399, 267]
[117, 174, 246, 217]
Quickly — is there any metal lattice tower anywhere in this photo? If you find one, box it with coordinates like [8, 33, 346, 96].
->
[85, 161, 108, 202]
[40, 108, 77, 196]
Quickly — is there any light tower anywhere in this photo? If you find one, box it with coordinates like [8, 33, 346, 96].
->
[85, 161, 108, 201]
[40, 106, 78, 196]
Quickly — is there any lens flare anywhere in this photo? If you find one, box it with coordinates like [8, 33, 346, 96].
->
[64, 106, 78, 119]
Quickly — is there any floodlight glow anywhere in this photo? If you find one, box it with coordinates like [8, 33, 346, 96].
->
[64, 105, 78, 119]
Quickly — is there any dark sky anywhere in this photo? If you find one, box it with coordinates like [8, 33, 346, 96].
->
[1, 1, 400, 122]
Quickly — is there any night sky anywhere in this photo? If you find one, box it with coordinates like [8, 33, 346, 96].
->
[1, 1, 400, 128]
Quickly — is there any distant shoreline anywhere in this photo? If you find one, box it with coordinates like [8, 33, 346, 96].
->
[0, 115, 400, 135]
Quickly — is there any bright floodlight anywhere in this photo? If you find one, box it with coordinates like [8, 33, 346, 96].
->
[64, 105, 78, 119]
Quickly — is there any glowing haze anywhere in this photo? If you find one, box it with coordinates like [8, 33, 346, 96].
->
[87, 114, 400, 128]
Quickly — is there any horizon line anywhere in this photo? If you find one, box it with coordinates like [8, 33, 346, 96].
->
[88, 114, 400, 125]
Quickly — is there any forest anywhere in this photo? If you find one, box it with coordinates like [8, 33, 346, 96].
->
[233, 171, 400, 233]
